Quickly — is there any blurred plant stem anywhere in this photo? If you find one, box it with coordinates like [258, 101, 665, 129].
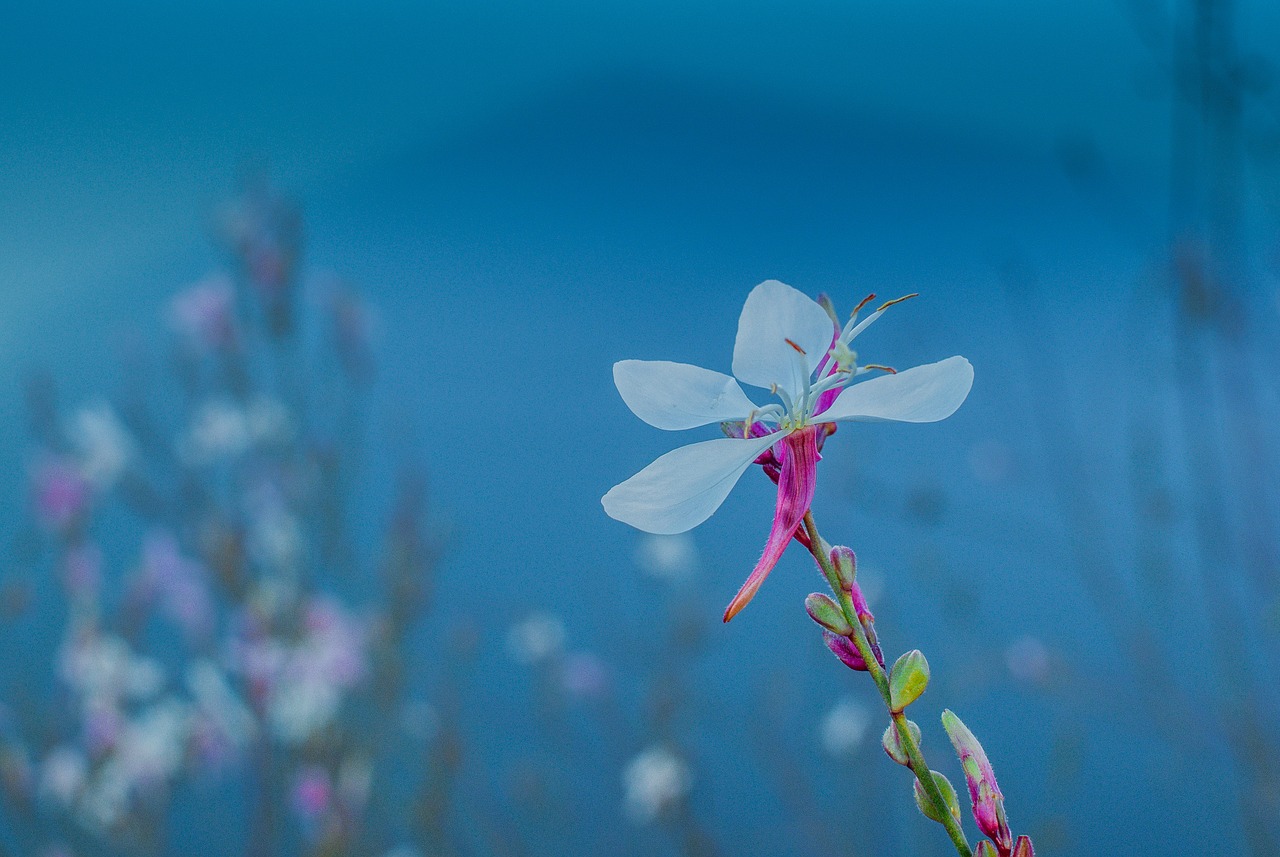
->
[801, 512, 974, 857]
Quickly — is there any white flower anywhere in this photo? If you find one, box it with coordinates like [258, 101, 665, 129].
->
[635, 533, 699, 582]
[604, 280, 973, 620]
[1005, 636, 1051, 685]
[820, 697, 871, 756]
[602, 280, 973, 536]
[67, 401, 135, 489]
[39, 746, 87, 806]
[506, 613, 566, 665]
[187, 660, 256, 748]
[623, 745, 691, 824]
[179, 399, 250, 464]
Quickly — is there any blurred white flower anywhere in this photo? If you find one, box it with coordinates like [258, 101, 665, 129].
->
[1005, 635, 1051, 686]
[39, 746, 86, 806]
[179, 396, 295, 466]
[180, 399, 250, 465]
[634, 533, 698, 582]
[236, 598, 368, 745]
[67, 401, 135, 490]
[187, 660, 256, 751]
[60, 626, 166, 709]
[506, 613, 565, 665]
[820, 697, 871, 757]
[623, 744, 691, 824]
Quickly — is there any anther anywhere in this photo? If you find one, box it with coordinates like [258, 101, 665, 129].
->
[852, 293, 877, 315]
[862, 364, 898, 375]
[875, 293, 918, 312]
[784, 338, 807, 355]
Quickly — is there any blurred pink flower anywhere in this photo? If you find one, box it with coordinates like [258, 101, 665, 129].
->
[561, 651, 610, 699]
[33, 456, 90, 533]
[135, 532, 214, 640]
[168, 275, 237, 351]
[291, 765, 332, 822]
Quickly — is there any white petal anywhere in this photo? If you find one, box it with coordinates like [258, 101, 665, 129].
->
[815, 356, 973, 424]
[614, 360, 760, 431]
[602, 432, 783, 534]
[732, 280, 836, 395]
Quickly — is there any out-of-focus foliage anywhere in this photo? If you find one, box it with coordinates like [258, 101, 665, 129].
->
[1, 182, 447, 857]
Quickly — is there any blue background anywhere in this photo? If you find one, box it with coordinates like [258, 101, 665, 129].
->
[4, 1, 1280, 854]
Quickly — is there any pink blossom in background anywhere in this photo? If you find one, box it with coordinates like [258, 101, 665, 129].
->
[291, 765, 333, 822]
[168, 275, 238, 352]
[560, 651, 610, 699]
[135, 531, 214, 640]
[33, 456, 90, 533]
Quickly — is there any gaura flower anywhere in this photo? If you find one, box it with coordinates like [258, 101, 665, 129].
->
[602, 280, 972, 621]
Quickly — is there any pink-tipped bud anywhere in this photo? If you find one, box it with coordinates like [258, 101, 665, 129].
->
[829, 546, 857, 591]
[822, 630, 867, 671]
[975, 842, 1000, 857]
[942, 710, 1012, 854]
[1011, 836, 1035, 857]
[805, 593, 853, 636]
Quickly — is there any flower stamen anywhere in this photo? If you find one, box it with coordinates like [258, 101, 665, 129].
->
[876, 293, 918, 312]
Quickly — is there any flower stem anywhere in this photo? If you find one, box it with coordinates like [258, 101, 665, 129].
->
[801, 512, 973, 857]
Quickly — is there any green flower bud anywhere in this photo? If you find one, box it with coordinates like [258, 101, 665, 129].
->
[889, 650, 930, 713]
[881, 719, 921, 766]
[913, 770, 961, 825]
[805, 593, 852, 636]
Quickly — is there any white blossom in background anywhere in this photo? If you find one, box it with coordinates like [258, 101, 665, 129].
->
[247, 492, 304, 576]
[39, 747, 87, 807]
[506, 612, 566, 665]
[80, 699, 191, 831]
[231, 597, 368, 745]
[623, 744, 691, 824]
[67, 401, 135, 490]
[59, 626, 166, 712]
[1005, 635, 1051, 686]
[178, 396, 295, 466]
[179, 399, 251, 465]
[635, 532, 699, 582]
[186, 660, 256, 753]
[820, 697, 871, 757]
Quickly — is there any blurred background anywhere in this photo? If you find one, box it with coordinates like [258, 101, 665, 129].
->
[3, 1, 1280, 855]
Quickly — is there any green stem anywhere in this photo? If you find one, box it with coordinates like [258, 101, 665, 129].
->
[802, 512, 973, 857]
